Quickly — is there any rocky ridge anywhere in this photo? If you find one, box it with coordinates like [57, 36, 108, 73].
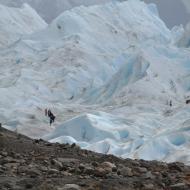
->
[1, 126, 190, 190]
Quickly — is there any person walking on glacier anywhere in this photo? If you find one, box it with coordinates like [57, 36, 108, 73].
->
[48, 109, 56, 126]
[45, 109, 56, 126]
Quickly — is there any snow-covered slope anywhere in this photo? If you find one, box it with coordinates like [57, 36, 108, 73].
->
[1, 0, 190, 164]
[0, 3, 47, 49]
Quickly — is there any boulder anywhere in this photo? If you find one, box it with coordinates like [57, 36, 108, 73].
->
[100, 162, 117, 173]
[119, 167, 133, 177]
[94, 167, 107, 177]
[51, 159, 63, 170]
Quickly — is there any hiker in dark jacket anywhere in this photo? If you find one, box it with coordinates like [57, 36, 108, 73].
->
[50, 114, 55, 126]
[47, 109, 56, 126]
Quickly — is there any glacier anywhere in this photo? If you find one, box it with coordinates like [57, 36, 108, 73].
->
[1, 0, 190, 164]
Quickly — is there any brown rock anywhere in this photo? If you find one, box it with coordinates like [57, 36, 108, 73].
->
[100, 161, 117, 173]
[121, 167, 133, 177]
[94, 167, 107, 177]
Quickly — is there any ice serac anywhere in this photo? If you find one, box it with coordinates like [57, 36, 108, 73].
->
[43, 108, 190, 164]
[177, 23, 190, 47]
[0, 3, 47, 49]
[43, 112, 145, 154]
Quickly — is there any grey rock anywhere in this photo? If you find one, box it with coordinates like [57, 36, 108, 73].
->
[58, 184, 81, 190]
[18, 159, 26, 164]
[71, 143, 76, 148]
[57, 158, 79, 167]
[1, 152, 8, 157]
[69, 168, 76, 174]
[143, 171, 155, 179]
[138, 167, 148, 173]
[51, 159, 63, 170]
[106, 173, 120, 179]
[14, 153, 22, 159]
[84, 166, 94, 175]
[48, 168, 59, 175]
[131, 160, 140, 167]
[91, 161, 98, 167]
[40, 166, 48, 172]
[0, 168, 4, 173]
[17, 166, 40, 177]
[143, 183, 154, 190]
[78, 163, 85, 171]
[62, 171, 72, 176]
[27, 168, 41, 177]
[170, 183, 187, 190]
[4, 163, 19, 170]
[1, 157, 17, 164]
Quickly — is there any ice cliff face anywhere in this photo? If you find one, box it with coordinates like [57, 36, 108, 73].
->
[1, 0, 190, 164]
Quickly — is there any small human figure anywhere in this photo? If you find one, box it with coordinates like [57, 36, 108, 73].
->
[169, 100, 172, 107]
[49, 113, 56, 126]
[47, 109, 56, 126]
